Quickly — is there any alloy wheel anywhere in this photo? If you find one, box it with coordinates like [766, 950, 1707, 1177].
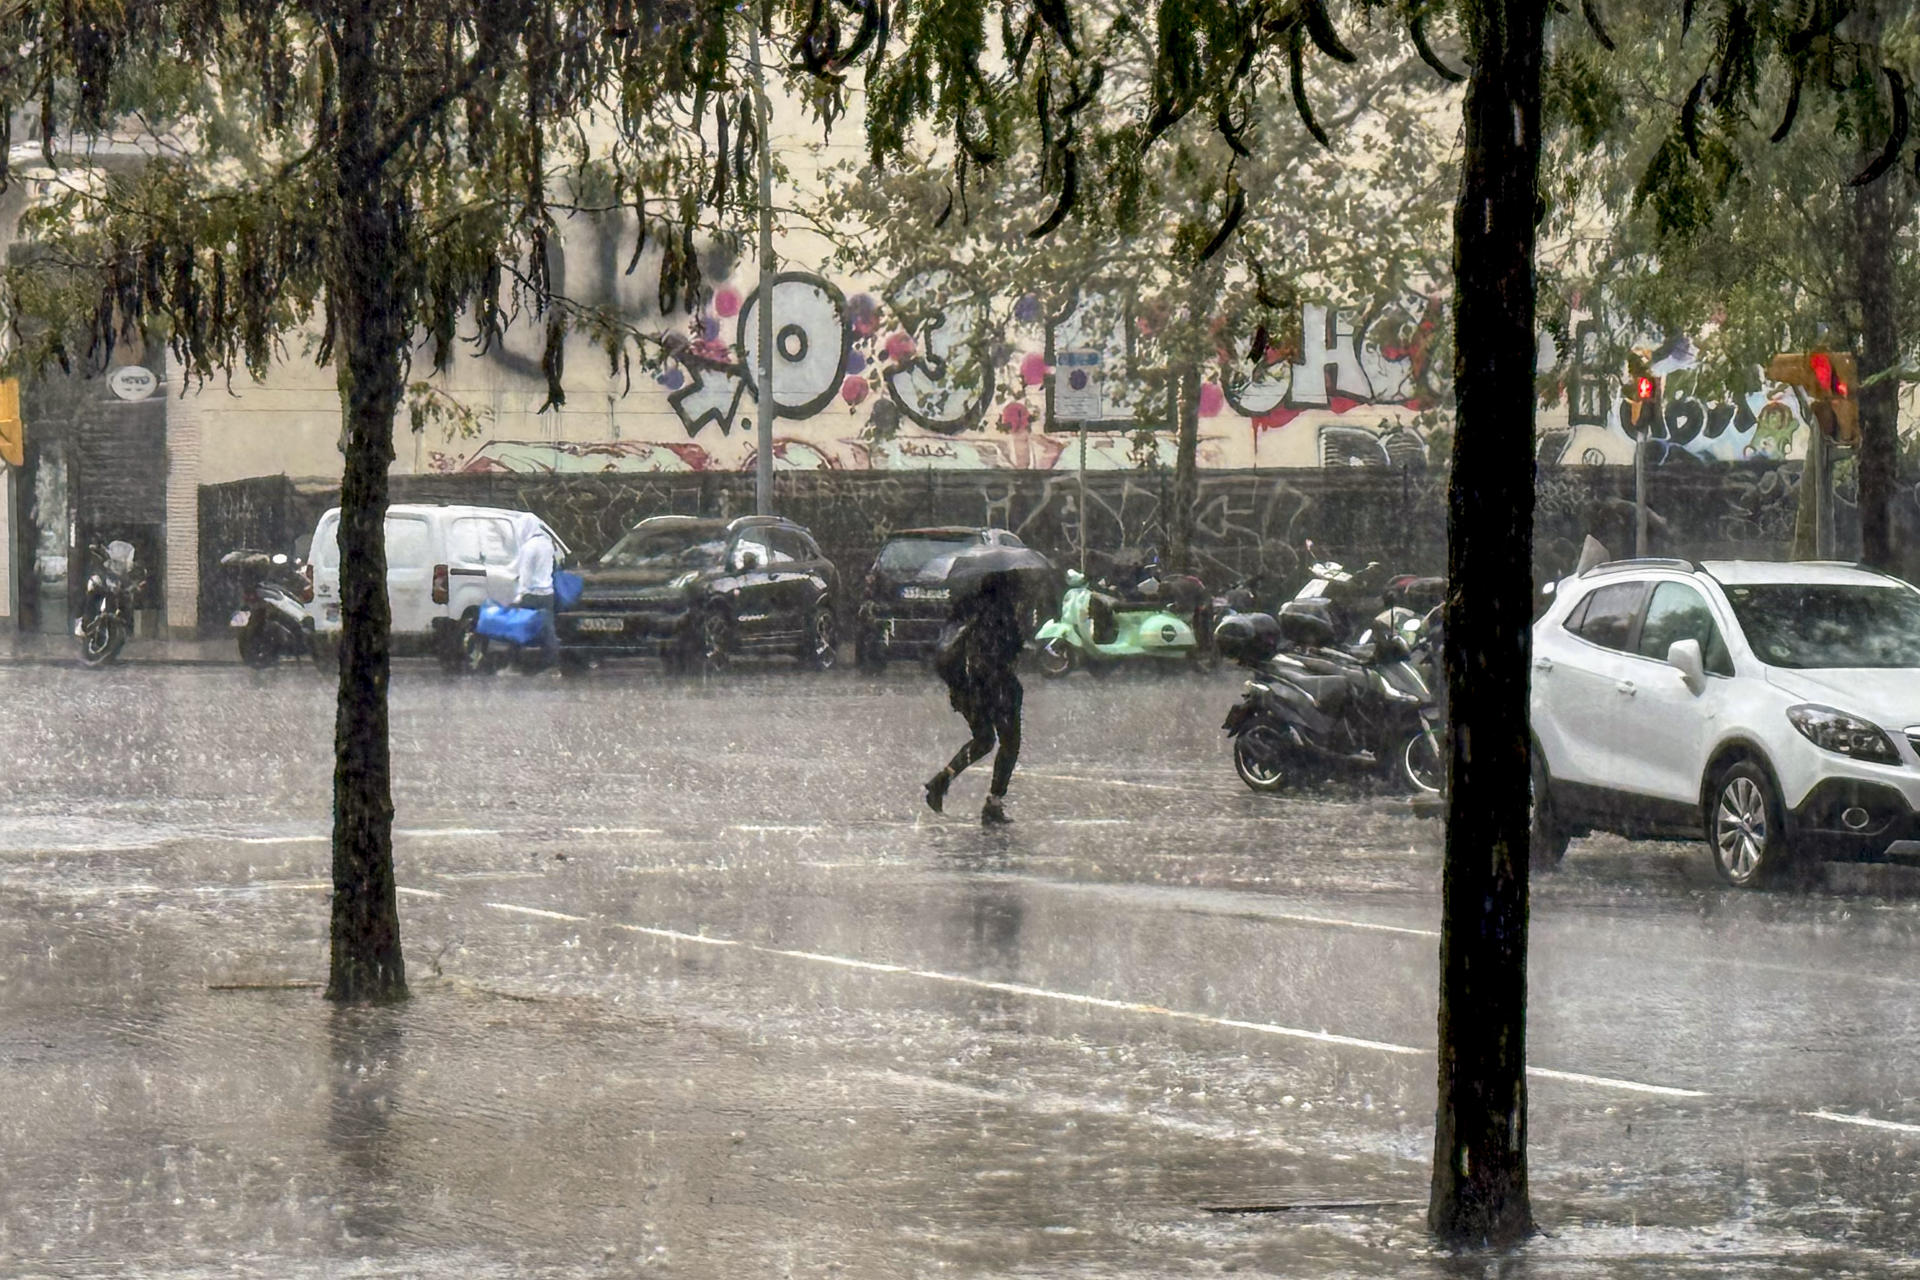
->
[1714, 775, 1769, 884]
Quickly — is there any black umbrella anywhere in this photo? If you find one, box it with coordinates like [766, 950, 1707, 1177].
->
[942, 544, 1055, 600]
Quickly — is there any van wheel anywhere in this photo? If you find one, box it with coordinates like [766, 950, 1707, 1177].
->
[1707, 761, 1806, 888]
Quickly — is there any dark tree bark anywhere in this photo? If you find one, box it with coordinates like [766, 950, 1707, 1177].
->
[1168, 363, 1202, 576]
[324, 0, 408, 1004]
[1429, 0, 1543, 1246]
[1851, 4, 1900, 572]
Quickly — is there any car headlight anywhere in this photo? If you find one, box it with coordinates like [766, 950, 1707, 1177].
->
[1786, 704, 1901, 764]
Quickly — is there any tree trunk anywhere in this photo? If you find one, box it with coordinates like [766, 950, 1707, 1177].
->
[1851, 20, 1899, 571]
[1168, 364, 1201, 576]
[325, 0, 407, 1005]
[1429, 0, 1542, 1246]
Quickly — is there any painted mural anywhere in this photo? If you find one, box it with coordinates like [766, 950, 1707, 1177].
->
[423, 261, 1842, 475]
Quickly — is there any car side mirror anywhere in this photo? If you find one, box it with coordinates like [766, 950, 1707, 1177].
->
[1667, 638, 1706, 695]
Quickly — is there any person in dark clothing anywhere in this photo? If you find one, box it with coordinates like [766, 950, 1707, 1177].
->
[925, 575, 1025, 824]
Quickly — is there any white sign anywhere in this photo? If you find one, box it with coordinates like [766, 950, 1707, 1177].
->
[108, 366, 157, 401]
[1054, 350, 1103, 421]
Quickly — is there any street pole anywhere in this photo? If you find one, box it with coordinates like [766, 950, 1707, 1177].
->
[1078, 421, 1089, 577]
[748, 20, 776, 517]
[1812, 421, 1833, 560]
[1634, 428, 1649, 558]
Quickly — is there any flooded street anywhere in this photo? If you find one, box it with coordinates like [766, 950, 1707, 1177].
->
[3, 662, 1918, 1276]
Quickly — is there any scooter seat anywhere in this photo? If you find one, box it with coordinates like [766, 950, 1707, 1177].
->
[1280, 671, 1350, 709]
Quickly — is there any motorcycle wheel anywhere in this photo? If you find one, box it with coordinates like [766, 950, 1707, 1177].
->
[1397, 728, 1443, 795]
[1037, 638, 1075, 679]
[79, 615, 126, 667]
[1232, 718, 1295, 793]
[238, 619, 280, 668]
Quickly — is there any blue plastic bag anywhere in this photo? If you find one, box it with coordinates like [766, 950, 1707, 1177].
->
[475, 602, 544, 646]
[553, 569, 584, 610]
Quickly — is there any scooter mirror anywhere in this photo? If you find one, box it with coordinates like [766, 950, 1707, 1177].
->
[1066, 569, 1086, 588]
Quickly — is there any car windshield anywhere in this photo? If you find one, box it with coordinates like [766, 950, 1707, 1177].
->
[878, 537, 975, 574]
[1723, 582, 1920, 669]
[597, 527, 727, 571]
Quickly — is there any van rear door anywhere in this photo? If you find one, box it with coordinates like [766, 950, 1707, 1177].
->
[385, 513, 437, 634]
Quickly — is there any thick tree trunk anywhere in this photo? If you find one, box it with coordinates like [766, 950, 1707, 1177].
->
[1429, 0, 1543, 1246]
[1168, 364, 1202, 576]
[1852, 87, 1899, 571]
[325, 0, 407, 1004]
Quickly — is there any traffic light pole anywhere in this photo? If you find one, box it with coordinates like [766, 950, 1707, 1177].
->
[749, 20, 776, 517]
[1634, 428, 1649, 558]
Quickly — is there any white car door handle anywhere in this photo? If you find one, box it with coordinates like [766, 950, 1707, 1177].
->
[1616, 680, 1636, 696]
[1533, 657, 1553, 673]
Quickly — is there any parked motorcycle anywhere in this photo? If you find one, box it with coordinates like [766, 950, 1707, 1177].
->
[75, 540, 146, 667]
[221, 548, 317, 667]
[1214, 602, 1443, 795]
[1034, 562, 1213, 677]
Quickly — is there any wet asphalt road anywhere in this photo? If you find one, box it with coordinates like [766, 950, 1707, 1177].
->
[2, 658, 1918, 1277]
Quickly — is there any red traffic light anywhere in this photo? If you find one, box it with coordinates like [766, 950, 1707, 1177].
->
[1809, 352, 1834, 394]
[1635, 375, 1655, 400]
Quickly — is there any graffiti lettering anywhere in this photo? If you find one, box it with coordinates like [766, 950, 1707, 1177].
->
[885, 265, 994, 434]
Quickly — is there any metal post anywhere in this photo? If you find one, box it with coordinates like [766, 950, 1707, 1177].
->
[1077, 421, 1089, 577]
[1634, 428, 1649, 558]
[1812, 421, 1832, 560]
[748, 21, 776, 517]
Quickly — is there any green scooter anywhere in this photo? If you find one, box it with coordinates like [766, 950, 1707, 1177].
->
[1033, 569, 1212, 677]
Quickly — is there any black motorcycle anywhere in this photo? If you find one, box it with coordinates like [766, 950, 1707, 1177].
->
[76, 540, 146, 667]
[1215, 601, 1443, 795]
[221, 548, 317, 667]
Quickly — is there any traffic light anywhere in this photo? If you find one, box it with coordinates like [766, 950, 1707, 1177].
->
[0, 379, 21, 469]
[1622, 368, 1660, 430]
[1766, 351, 1860, 447]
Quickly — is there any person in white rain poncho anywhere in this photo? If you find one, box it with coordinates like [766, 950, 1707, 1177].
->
[513, 514, 560, 670]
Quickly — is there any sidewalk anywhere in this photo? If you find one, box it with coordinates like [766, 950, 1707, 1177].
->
[0, 629, 238, 664]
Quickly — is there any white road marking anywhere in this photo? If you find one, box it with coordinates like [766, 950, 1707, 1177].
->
[1525, 1067, 1706, 1099]
[232, 834, 330, 846]
[1255, 912, 1438, 939]
[1021, 772, 1199, 794]
[505, 903, 1722, 1096]
[396, 827, 502, 839]
[484, 902, 587, 922]
[563, 826, 666, 838]
[1801, 1109, 1920, 1136]
[396, 886, 447, 899]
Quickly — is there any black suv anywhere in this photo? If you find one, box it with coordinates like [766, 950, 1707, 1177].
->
[854, 527, 1048, 669]
[558, 515, 840, 671]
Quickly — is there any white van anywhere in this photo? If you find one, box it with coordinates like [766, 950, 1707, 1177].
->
[306, 503, 569, 667]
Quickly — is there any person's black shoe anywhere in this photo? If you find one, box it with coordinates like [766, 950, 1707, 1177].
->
[981, 795, 1011, 825]
[924, 772, 950, 814]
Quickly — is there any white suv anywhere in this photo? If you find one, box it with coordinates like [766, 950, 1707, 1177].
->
[1530, 558, 1920, 886]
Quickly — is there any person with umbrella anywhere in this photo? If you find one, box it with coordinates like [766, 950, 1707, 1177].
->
[923, 545, 1051, 824]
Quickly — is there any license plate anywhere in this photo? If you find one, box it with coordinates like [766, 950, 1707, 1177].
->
[900, 586, 949, 601]
[575, 617, 625, 633]
[230, 611, 250, 628]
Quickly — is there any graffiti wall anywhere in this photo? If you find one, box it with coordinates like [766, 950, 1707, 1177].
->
[426, 255, 1440, 475]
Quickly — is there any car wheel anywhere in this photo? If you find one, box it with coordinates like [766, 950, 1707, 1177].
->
[1707, 760, 1802, 888]
[1233, 716, 1295, 794]
[694, 608, 732, 675]
[1530, 751, 1570, 870]
[803, 602, 838, 671]
[1037, 637, 1074, 679]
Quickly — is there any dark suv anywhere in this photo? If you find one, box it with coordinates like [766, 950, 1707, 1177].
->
[854, 527, 1047, 669]
[558, 515, 840, 671]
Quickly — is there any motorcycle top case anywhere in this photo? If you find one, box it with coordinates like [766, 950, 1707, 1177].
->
[1276, 600, 1336, 646]
[1213, 611, 1283, 664]
[475, 602, 544, 646]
